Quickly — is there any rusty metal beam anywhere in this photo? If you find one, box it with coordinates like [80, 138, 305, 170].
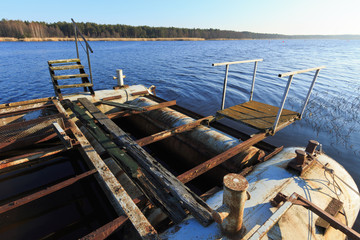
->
[53, 100, 159, 239]
[102, 95, 123, 101]
[107, 100, 176, 119]
[136, 116, 214, 147]
[291, 193, 360, 240]
[80, 215, 128, 240]
[0, 169, 97, 214]
[262, 146, 284, 162]
[0, 103, 54, 117]
[0, 145, 66, 171]
[0, 97, 55, 109]
[131, 90, 149, 96]
[177, 132, 267, 183]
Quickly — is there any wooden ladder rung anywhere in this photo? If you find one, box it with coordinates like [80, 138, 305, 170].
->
[56, 83, 93, 89]
[48, 58, 80, 64]
[50, 65, 84, 71]
[53, 73, 89, 80]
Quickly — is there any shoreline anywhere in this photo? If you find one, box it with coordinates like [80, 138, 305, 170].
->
[0, 37, 208, 42]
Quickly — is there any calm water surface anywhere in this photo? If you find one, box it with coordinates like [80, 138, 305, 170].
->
[1, 40, 360, 229]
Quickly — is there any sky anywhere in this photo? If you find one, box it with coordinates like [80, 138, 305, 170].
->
[1, 0, 360, 35]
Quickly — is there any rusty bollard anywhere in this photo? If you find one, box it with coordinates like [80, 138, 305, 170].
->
[212, 173, 249, 236]
[305, 140, 319, 155]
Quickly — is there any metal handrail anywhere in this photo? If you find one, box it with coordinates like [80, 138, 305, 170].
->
[212, 59, 263, 110]
[273, 66, 325, 132]
[71, 18, 93, 84]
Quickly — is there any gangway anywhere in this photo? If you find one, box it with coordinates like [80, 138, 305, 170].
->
[213, 59, 325, 135]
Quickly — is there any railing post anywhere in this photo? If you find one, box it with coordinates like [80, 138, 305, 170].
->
[86, 45, 93, 84]
[250, 61, 258, 101]
[73, 22, 79, 59]
[221, 64, 230, 110]
[299, 69, 320, 119]
[272, 74, 294, 133]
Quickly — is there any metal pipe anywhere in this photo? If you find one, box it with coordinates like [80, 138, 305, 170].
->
[116, 69, 124, 86]
[299, 69, 320, 119]
[250, 61, 258, 101]
[221, 64, 229, 110]
[278, 66, 325, 78]
[212, 174, 249, 235]
[272, 74, 294, 133]
[86, 45, 93, 84]
[213, 59, 263, 67]
[73, 22, 79, 59]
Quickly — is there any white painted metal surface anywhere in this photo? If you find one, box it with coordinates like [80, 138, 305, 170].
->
[160, 147, 360, 240]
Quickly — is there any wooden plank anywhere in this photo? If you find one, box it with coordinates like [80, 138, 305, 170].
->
[217, 101, 299, 130]
[53, 100, 159, 240]
[56, 83, 93, 89]
[50, 64, 84, 71]
[48, 58, 80, 64]
[78, 97, 213, 227]
[107, 100, 177, 119]
[177, 132, 267, 183]
[53, 73, 89, 80]
[136, 116, 214, 147]
[68, 100, 187, 223]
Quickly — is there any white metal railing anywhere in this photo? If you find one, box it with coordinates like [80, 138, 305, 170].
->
[212, 59, 263, 110]
[273, 66, 325, 132]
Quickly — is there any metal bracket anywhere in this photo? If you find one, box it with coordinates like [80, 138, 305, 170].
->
[52, 121, 72, 149]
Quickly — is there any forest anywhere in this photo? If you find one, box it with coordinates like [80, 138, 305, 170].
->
[0, 19, 286, 39]
[1, 19, 359, 40]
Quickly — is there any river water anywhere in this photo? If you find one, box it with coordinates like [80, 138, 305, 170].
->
[0, 39, 360, 230]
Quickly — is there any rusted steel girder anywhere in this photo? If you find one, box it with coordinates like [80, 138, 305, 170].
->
[0, 169, 97, 214]
[107, 100, 176, 119]
[0, 103, 54, 117]
[177, 132, 267, 183]
[290, 193, 360, 240]
[0, 145, 66, 171]
[80, 215, 128, 240]
[0, 97, 55, 109]
[136, 116, 214, 147]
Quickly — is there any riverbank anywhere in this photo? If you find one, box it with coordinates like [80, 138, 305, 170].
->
[0, 37, 207, 42]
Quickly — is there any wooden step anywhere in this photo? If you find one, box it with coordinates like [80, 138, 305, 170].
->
[48, 58, 80, 64]
[53, 73, 89, 80]
[50, 65, 84, 71]
[55, 83, 93, 89]
[217, 100, 300, 131]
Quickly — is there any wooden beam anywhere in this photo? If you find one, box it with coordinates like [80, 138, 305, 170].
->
[107, 100, 176, 119]
[78, 97, 213, 227]
[136, 116, 214, 147]
[177, 132, 267, 183]
[68, 100, 187, 224]
[53, 100, 159, 240]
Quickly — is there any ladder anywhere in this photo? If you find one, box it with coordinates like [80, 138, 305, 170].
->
[213, 59, 325, 135]
[48, 58, 94, 100]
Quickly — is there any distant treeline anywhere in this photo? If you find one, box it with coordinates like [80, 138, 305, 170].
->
[1, 19, 359, 40]
[0, 19, 287, 39]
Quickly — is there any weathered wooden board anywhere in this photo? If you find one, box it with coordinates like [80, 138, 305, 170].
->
[217, 100, 299, 130]
[67, 100, 187, 223]
[78, 98, 213, 226]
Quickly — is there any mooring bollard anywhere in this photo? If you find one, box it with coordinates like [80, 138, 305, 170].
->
[212, 173, 249, 236]
[305, 140, 319, 155]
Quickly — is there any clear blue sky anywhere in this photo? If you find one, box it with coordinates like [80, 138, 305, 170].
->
[1, 0, 359, 35]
